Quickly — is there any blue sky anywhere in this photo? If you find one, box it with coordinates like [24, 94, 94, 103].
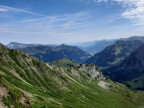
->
[0, 0, 144, 44]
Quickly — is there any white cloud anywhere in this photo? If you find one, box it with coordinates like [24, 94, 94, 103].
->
[0, 11, 92, 40]
[17, 12, 91, 31]
[79, 0, 108, 3]
[0, 4, 92, 39]
[0, 5, 46, 16]
[83, 0, 144, 25]
[0, 8, 8, 12]
[112, 0, 144, 25]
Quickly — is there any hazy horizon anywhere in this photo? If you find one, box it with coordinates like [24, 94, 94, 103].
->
[2, 35, 144, 46]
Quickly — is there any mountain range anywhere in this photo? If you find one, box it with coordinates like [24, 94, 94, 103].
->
[5, 36, 144, 92]
[7, 42, 58, 49]
[6, 36, 144, 56]
[82, 39, 117, 55]
[72, 36, 144, 55]
[103, 43, 144, 90]
[1, 43, 144, 108]
[20, 44, 91, 63]
[85, 40, 144, 68]
[6, 42, 43, 49]
[84, 37, 144, 90]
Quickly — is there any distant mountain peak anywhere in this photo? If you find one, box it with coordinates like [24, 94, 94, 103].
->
[21, 44, 91, 63]
[103, 43, 144, 90]
[85, 40, 144, 67]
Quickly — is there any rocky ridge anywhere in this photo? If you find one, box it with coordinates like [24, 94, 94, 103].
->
[78, 64, 105, 80]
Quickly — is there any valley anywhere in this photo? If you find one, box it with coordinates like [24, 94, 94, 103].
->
[1, 43, 144, 108]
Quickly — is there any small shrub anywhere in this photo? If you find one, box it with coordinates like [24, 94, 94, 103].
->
[9, 89, 22, 103]
[2, 96, 11, 108]
[2, 89, 22, 108]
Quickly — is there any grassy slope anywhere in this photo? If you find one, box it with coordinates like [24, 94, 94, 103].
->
[0, 44, 144, 108]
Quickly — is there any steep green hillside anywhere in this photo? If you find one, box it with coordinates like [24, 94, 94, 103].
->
[21, 44, 90, 63]
[85, 40, 143, 68]
[0, 43, 144, 108]
[103, 44, 144, 90]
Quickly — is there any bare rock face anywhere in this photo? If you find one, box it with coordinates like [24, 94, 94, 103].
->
[78, 64, 105, 80]
[98, 81, 111, 90]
